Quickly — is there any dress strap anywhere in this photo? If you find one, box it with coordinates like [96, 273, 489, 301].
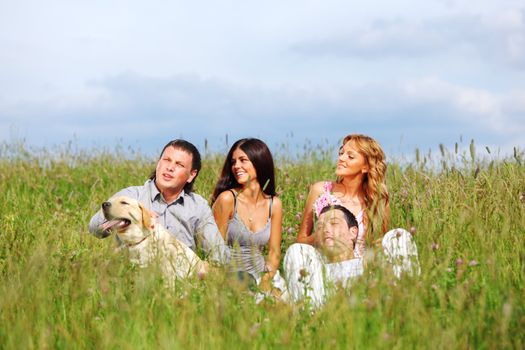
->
[268, 196, 273, 218]
[228, 189, 237, 213]
[323, 181, 333, 193]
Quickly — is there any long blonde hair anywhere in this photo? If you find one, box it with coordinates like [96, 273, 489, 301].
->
[337, 134, 389, 237]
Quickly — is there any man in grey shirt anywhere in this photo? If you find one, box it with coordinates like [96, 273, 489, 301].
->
[89, 139, 229, 264]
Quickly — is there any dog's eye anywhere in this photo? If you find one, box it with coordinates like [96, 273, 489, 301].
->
[120, 201, 129, 205]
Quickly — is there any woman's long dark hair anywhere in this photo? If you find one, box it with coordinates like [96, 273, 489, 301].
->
[211, 138, 276, 204]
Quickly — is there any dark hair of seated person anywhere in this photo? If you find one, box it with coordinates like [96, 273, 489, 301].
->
[319, 204, 358, 229]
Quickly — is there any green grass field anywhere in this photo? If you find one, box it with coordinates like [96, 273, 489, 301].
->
[0, 141, 523, 349]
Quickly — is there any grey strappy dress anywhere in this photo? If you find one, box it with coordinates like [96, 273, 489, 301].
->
[226, 190, 273, 279]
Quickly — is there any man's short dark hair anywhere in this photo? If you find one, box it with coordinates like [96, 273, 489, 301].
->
[149, 139, 202, 193]
[319, 205, 358, 229]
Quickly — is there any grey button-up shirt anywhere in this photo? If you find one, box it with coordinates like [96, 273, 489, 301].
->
[89, 179, 229, 264]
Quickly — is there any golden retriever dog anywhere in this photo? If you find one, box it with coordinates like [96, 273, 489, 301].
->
[100, 196, 208, 283]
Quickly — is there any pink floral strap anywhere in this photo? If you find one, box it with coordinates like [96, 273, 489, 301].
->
[313, 181, 341, 218]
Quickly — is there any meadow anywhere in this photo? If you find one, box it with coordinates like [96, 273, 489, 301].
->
[0, 140, 523, 349]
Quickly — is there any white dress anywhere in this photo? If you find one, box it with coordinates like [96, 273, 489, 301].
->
[283, 243, 363, 308]
[283, 228, 421, 308]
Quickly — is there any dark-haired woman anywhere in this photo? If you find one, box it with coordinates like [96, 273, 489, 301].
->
[211, 138, 285, 296]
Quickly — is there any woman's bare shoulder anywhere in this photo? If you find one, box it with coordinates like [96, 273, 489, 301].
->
[309, 180, 330, 194]
[213, 190, 236, 209]
[271, 195, 282, 211]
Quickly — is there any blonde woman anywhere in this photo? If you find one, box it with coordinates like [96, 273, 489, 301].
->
[285, 134, 419, 306]
[297, 134, 390, 257]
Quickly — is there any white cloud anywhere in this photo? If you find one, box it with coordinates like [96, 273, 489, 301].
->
[291, 8, 525, 71]
[0, 1, 523, 157]
[402, 77, 524, 134]
[1, 72, 522, 157]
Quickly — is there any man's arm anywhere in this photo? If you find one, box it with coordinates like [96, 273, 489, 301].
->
[195, 198, 230, 265]
[88, 209, 112, 238]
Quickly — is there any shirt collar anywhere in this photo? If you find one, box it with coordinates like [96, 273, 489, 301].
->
[147, 179, 160, 202]
[170, 190, 186, 205]
[147, 179, 186, 205]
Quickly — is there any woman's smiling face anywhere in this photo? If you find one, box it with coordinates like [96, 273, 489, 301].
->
[335, 140, 369, 178]
[231, 147, 258, 186]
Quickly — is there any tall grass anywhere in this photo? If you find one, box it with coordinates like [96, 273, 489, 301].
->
[0, 141, 523, 349]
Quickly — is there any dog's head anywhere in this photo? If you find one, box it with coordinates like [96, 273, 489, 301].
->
[100, 196, 155, 244]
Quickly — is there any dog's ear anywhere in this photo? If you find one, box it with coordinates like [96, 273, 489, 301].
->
[139, 203, 155, 230]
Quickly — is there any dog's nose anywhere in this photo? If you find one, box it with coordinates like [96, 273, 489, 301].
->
[102, 201, 111, 210]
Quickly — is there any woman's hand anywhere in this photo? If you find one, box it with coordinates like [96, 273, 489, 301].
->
[259, 273, 272, 292]
[259, 273, 283, 299]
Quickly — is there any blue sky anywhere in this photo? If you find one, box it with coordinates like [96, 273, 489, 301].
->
[0, 0, 523, 159]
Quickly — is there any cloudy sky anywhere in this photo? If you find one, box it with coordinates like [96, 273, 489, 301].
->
[0, 0, 523, 158]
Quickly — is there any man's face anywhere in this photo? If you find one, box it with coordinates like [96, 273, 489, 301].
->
[155, 146, 197, 194]
[316, 209, 357, 257]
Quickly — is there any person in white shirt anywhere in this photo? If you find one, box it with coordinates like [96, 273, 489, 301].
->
[284, 204, 363, 308]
